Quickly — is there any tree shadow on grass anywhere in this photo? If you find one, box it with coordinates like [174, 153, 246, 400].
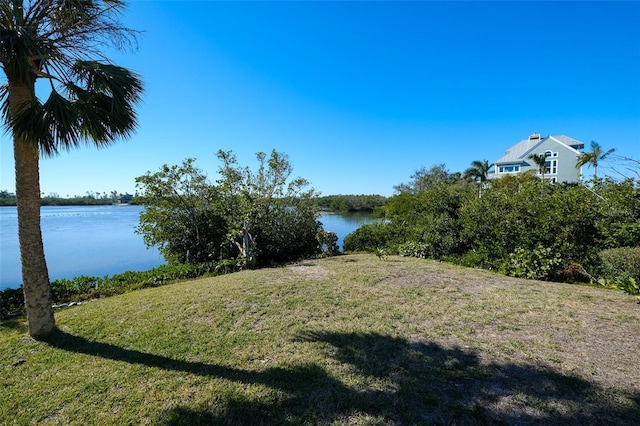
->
[41, 329, 323, 396]
[43, 329, 639, 425]
[296, 332, 640, 425]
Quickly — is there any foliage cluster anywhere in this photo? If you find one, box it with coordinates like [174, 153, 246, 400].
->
[315, 194, 386, 213]
[316, 230, 340, 256]
[345, 167, 640, 289]
[503, 245, 562, 281]
[134, 150, 324, 269]
[0, 287, 23, 319]
[600, 247, 640, 295]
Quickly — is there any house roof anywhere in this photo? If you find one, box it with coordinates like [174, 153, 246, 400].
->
[494, 135, 584, 165]
[550, 135, 584, 150]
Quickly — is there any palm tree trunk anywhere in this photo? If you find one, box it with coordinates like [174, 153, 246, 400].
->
[9, 81, 55, 338]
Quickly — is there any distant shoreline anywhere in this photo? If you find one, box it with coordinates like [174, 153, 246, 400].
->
[0, 201, 138, 207]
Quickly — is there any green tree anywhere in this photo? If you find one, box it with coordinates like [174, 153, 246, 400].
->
[315, 194, 386, 213]
[393, 163, 456, 194]
[463, 159, 491, 196]
[1, 1, 143, 338]
[216, 149, 321, 268]
[135, 159, 228, 264]
[576, 141, 616, 181]
[360, 177, 473, 259]
[136, 151, 321, 270]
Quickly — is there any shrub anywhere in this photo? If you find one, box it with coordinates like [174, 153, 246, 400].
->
[2, 262, 223, 317]
[445, 249, 493, 270]
[50, 278, 79, 301]
[343, 222, 392, 252]
[502, 245, 562, 281]
[0, 288, 24, 318]
[600, 247, 640, 295]
[316, 231, 339, 256]
[398, 241, 429, 259]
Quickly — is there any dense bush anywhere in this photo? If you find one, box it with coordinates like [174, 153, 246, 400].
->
[344, 222, 396, 252]
[398, 241, 429, 259]
[501, 245, 562, 281]
[251, 201, 322, 266]
[0, 288, 24, 318]
[315, 194, 386, 213]
[136, 150, 322, 269]
[135, 159, 230, 264]
[316, 231, 340, 256]
[600, 247, 640, 295]
[345, 172, 640, 288]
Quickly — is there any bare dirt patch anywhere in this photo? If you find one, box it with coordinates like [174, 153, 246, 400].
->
[287, 260, 332, 281]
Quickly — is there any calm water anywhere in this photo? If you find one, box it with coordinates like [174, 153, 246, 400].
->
[0, 207, 373, 290]
[0, 205, 164, 290]
[318, 212, 376, 250]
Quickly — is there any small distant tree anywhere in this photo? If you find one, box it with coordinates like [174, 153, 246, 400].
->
[576, 141, 615, 181]
[394, 163, 454, 194]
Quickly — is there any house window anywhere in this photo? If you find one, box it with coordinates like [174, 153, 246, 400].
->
[544, 150, 558, 158]
[498, 165, 520, 173]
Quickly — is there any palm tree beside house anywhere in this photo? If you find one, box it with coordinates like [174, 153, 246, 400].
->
[0, 1, 143, 338]
[528, 153, 548, 183]
[489, 134, 584, 184]
[464, 159, 491, 196]
[576, 141, 615, 181]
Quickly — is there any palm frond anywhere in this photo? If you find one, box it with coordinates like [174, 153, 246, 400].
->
[576, 152, 595, 169]
[0, 84, 9, 127]
[9, 96, 56, 155]
[600, 148, 616, 161]
[464, 159, 491, 183]
[68, 60, 143, 144]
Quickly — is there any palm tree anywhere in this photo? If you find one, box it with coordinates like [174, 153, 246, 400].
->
[463, 159, 491, 197]
[576, 141, 615, 181]
[1, 1, 143, 338]
[528, 153, 547, 183]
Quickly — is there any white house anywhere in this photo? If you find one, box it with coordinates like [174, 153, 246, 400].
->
[489, 134, 585, 183]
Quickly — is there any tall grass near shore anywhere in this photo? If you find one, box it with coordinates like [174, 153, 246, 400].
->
[1, 254, 639, 424]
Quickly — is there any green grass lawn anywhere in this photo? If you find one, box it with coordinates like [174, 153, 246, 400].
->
[2, 254, 639, 425]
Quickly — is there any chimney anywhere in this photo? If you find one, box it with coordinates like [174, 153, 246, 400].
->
[529, 133, 541, 141]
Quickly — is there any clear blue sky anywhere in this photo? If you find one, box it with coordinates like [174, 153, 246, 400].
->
[1, 1, 639, 197]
